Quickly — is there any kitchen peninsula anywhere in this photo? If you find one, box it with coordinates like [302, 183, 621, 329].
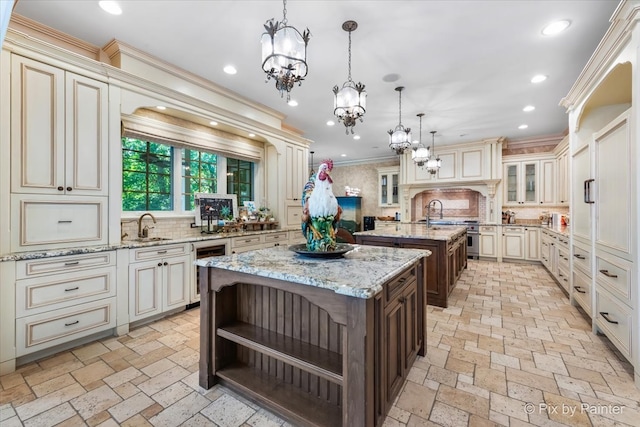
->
[196, 245, 429, 427]
[354, 224, 467, 308]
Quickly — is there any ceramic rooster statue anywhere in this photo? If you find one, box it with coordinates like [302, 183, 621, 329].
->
[301, 159, 342, 251]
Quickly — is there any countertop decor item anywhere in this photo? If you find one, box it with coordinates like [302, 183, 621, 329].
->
[289, 243, 353, 258]
[301, 159, 343, 251]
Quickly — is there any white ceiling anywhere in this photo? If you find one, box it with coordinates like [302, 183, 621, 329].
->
[12, 0, 619, 163]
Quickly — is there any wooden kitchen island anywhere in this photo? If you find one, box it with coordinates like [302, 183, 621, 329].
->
[196, 245, 429, 427]
[355, 224, 467, 308]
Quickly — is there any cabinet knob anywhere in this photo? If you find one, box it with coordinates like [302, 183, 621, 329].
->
[158, 262, 162, 267]
[163, 262, 168, 266]
[57, 186, 64, 191]
[66, 187, 72, 192]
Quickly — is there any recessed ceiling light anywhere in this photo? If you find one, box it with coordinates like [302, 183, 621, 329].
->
[248, 133, 256, 137]
[531, 74, 547, 84]
[156, 106, 166, 110]
[326, 120, 335, 126]
[518, 124, 529, 130]
[542, 20, 571, 36]
[341, 154, 347, 157]
[209, 121, 218, 126]
[523, 105, 535, 112]
[223, 65, 237, 75]
[353, 135, 361, 140]
[288, 100, 298, 107]
[99, 1, 122, 15]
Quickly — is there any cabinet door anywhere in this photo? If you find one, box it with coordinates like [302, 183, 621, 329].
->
[557, 150, 569, 205]
[594, 112, 632, 259]
[384, 300, 404, 403]
[479, 233, 496, 257]
[572, 145, 592, 242]
[164, 256, 190, 311]
[65, 72, 109, 196]
[522, 161, 538, 204]
[539, 159, 555, 205]
[504, 163, 519, 204]
[129, 261, 162, 322]
[525, 228, 540, 260]
[285, 144, 307, 201]
[402, 284, 418, 370]
[379, 170, 399, 207]
[503, 233, 524, 259]
[11, 56, 65, 194]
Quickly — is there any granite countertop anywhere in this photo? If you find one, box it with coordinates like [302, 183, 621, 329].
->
[353, 224, 467, 241]
[0, 228, 297, 262]
[195, 244, 431, 299]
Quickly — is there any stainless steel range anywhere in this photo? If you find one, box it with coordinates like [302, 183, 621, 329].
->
[428, 220, 480, 258]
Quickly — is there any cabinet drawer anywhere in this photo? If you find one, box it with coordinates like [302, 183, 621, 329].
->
[16, 266, 116, 317]
[130, 243, 189, 262]
[572, 268, 591, 317]
[16, 252, 114, 279]
[596, 254, 632, 305]
[479, 226, 495, 233]
[385, 267, 416, 304]
[557, 247, 570, 271]
[231, 235, 263, 248]
[263, 232, 288, 245]
[12, 197, 107, 250]
[16, 297, 116, 356]
[288, 230, 305, 244]
[595, 290, 632, 359]
[556, 266, 570, 292]
[502, 227, 524, 234]
[572, 242, 591, 274]
[286, 205, 302, 227]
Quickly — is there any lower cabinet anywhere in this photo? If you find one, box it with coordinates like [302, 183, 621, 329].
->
[525, 228, 540, 261]
[129, 243, 191, 323]
[14, 252, 117, 357]
[230, 231, 290, 254]
[539, 229, 569, 292]
[479, 226, 497, 258]
[502, 227, 525, 259]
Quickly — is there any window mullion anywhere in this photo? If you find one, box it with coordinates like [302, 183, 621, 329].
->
[173, 147, 182, 212]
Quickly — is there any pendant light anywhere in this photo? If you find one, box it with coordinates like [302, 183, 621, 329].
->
[261, 0, 311, 102]
[388, 86, 412, 155]
[333, 20, 366, 134]
[425, 130, 442, 175]
[411, 113, 430, 167]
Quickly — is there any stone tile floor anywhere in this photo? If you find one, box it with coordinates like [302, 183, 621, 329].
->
[1, 260, 639, 426]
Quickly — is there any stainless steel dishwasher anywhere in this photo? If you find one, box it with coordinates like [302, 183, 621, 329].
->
[191, 240, 229, 306]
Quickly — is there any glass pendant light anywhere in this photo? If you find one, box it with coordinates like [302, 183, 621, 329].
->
[388, 86, 412, 155]
[425, 130, 442, 175]
[333, 20, 366, 134]
[411, 113, 430, 167]
[261, 0, 311, 102]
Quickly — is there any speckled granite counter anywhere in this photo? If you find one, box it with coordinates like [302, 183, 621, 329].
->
[197, 243, 429, 425]
[195, 244, 429, 299]
[0, 228, 296, 262]
[353, 223, 466, 241]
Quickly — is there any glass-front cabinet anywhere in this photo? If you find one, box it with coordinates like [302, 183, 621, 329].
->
[378, 166, 399, 207]
[503, 161, 538, 205]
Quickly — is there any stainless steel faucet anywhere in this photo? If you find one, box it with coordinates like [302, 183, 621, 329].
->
[425, 199, 443, 228]
[137, 212, 157, 238]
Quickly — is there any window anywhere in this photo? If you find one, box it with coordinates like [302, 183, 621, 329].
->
[182, 149, 217, 211]
[122, 136, 254, 213]
[122, 137, 173, 211]
[227, 158, 254, 205]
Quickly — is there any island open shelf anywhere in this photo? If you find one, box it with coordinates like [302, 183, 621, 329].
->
[197, 245, 429, 427]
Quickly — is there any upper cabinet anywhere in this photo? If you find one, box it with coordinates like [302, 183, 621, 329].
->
[502, 153, 561, 206]
[284, 143, 308, 202]
[11, 55, 109, 196]
[555, 137, 569, 206]
[378, 166, 399, 207]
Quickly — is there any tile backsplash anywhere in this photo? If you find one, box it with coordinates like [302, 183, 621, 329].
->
[120, 216, 203, 240]
[411, 189, 484, 221]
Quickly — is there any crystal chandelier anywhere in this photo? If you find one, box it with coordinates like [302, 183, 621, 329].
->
[411, 113, 430, 167]
[333, 20, 366, 134]
[388, 86, 412, 154]
[425, 130, 442, 175]
[261, 0, 311, 102]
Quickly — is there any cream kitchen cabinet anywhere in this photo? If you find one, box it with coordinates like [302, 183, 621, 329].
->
[501, 226, 525, 259]
[14, 252, 117, 357]
[129, 243, 191, 323]
[285, 144, 308, 202]
[555, 137, 570, 206]
[230, 231, 290, 254]
[478, 226, 497, 258]
[10, 55, 109, 197]
[524, 228, 540, 261]
[378, 166, 399, 207]
[503, 161, 538, 205]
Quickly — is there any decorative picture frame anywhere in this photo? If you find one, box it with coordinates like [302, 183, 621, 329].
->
[194, 193, 238, 226]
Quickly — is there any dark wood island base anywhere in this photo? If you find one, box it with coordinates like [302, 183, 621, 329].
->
[197, 246, 428, 427]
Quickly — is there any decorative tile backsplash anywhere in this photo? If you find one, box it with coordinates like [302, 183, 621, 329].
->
[412, 189, 481, 221]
